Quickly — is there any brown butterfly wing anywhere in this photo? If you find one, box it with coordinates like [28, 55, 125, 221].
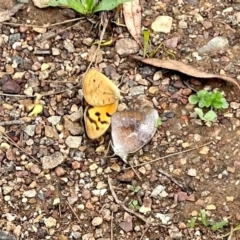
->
[82, 69, 120, 106]
[111, 107, 159, 161]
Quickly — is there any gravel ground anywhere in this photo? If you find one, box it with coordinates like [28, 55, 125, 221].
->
[1, 0, 240, 239]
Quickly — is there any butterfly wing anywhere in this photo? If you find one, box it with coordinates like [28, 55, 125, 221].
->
[84, 102, 118, 139]
[111, 107, 159, 161]
[82, 69, 121, 106]
[136, 107, 159, 149]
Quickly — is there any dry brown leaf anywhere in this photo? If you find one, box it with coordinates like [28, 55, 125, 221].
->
[0, 3, 24, 23]
[131, 55, 240, 90]
[123, 0, 141, 46]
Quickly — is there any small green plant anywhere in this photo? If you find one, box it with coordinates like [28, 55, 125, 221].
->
[128, 200, 140, 210]
[142, 30, 175, 59]
[48, 0, 132, 15]
[200, 209, 209, 227]
[129, 185, 141, 194]
[189, 217, 197, 228]
[188, 209, 228, 232]
[211, 220, 228, 232]
[188, 90, 229, 122]
[155, 117, 162, 128]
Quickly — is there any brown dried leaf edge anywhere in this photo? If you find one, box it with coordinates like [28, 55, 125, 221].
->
[123, 0, 142, 46]
[0, 3, 24, 23]
[130, 55, 240, 90]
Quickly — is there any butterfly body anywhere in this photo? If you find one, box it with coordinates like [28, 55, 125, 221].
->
[111, 107, 159, 163]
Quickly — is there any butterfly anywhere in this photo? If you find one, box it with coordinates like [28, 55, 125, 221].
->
[111, 107, 159, 163]
[82, 69, 121, 139]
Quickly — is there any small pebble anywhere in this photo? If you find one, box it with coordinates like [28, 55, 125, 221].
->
[92, 217, 103, 226]
[187, 168, 197, 177]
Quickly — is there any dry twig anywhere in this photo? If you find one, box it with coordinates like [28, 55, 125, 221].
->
[127, 141, 212, 169]
[39, 21, 83, 42]
[1, 132, 40, 163]
[0, 120, 24, 126]
[108, 177, 150, 223]
[2, 17, 84, 28]
[66, 200, 81, 222]
[158, 169, 185, 190]
[140, 224, 150, 240]
[0, 89, 67, 98]
[85, 12, 109, 72]
[111, 211, 113, 240]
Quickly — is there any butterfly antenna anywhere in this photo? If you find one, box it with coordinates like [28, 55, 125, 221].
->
[104, 140, 116, 158]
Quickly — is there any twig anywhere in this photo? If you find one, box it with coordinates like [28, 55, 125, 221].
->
[66, 200, 87, 231]
[111, 211, 113, 240]
[41, 89, 68, 97]
[0, 120, 24, 126]
[59, 204, 62, 219]
[40, 21, 83, 42]
[2, 17, 84, 28]
[158, 169, 185, 190]
[107, 142, 142, 180]
[0, 89, 67, 98]
[85, 12, 109, 73]
[140, 224, 150, 240]
[66, 200, 82, 223]
[108, 177, 150, 223]
[41, 80, 77, 83]
[1, 132, 40, 163]
[127, 141, 212, 169]
[47, 17, 84, 27]
[0, 92, 35, 98]
[129, 162, 142, 180]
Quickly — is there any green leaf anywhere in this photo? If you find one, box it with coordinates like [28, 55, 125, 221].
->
[204, 92, 214, 107]
[82, 0, 98, 13]
[221, 99, 229, 109]
[189, 217, 197, 228]
[133, 186, 141, 193]
[48, 0, 68, 7]
[212, 100, 223, 109]
[195, 108, 205, 121]
[198, 98, 206, 108]
[204, 110, 217, 122]
[200, 210, 209, 227]
[212, 91, 222, 101]
[94, 0, 132, 12]
[143, 30, 150, 58]
[155, 117, 162, 128]
[28, 104, 44, 117]
[204, 98, 212, 108]
[68, 0, 86, 13]
[197, 89, 208, 98]
[196, 90, 214, 108]
[188, 95, 199, 105]
[49, 0, 86, 14]
[211, 220, 228, 231]
[212, 98, 229, 109]
[129, 200, 140, 210]
[132, 200, 139, 206]
[149, 43, 163, 58]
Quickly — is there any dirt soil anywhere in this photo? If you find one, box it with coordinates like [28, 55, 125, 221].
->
[1, 0, 240, 239]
